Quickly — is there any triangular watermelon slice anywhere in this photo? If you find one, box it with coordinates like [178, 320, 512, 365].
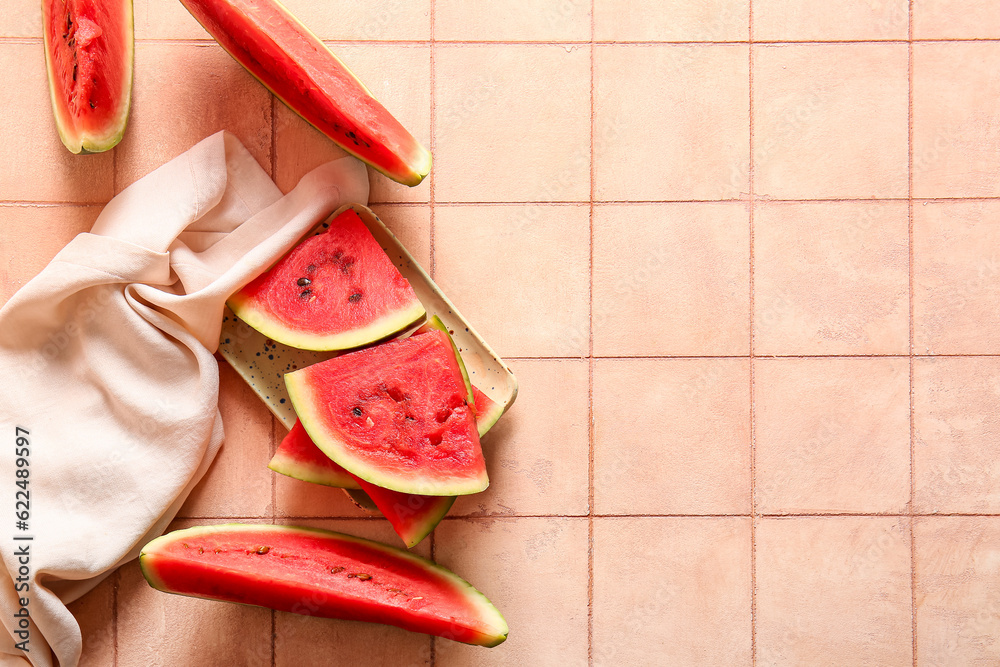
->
[285, 330, 487, 496]
[268, 420, 360, 489]
[269, 380, 503, 546]
[471, 386, 504, 436]
[228, 209, 426, 351]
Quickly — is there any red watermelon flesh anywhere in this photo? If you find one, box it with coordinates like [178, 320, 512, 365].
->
[42, 0, 133, 153]
[285, 330, 487, 496]
[353, 476, 456, 549]
[268, 419, 360, 490]
[228, 209, 425, 351]
[178, 0, 431, 186]
[139, 523, 507, 647]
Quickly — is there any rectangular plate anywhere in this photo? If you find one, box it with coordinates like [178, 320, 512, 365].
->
[218, 203, 518, 431]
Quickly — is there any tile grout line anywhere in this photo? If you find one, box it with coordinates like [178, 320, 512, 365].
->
[587, 3, 596, 666]
[9, 36, 1000, 45]
[428, 2, 437, 285]
[748, 4, 757, 664]
[907, 3, 918, 665]
[429, 6, 437, 665]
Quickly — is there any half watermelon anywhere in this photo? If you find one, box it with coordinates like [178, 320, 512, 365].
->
[178, 0, 431, 186]
[285, 329, 487, 496]
[228, 208, 425, 351]
[42, 0, 134, 153]
[140, 523, 507, 646]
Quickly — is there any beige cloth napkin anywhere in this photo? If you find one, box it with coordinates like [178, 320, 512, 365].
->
[0, 131, 369, 666]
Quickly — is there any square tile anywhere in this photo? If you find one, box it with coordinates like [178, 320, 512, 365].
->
[915, 517, 1000, 666]
[913, 0, 1000, 39]
[0, 205, 101, 305]
[279, 0, 430, 41]
[914, 357, 1000, 513]
[116, 43, 271, 192]
[452, 359, 589, 517]
[594, 358, 751, 515]
[273, 44, 430, 203]
[756, 517, 912, 666]
[117, 521, 273, 666]
[913, 43, 1000, 198]
[178, 362, 273, 518]
[435, 517, 589, 667]
[753, 0, 909, 40]
[0, 43, 114, 203]
[434, 45, 590, 203]
[753, 44, 909, 199]
[594, 44, 749, 201]
[433, 205, 590, 358]
[70, 573, 116, 667]
[274, 519, 431, 667]
[755, 358, 910, 514]
[593, 517, 752, 666]
[754, 201, 910, 356]
[593, 203, 750, 356]
[436, 0, 590, 41]
[595, 0, 749, 41]
[368, 204, 431, 268]
[0, 0, 40, 37]
[913, 200, 1000, 354]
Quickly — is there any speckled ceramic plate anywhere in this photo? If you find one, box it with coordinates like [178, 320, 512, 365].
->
[218, 202, 518, 437]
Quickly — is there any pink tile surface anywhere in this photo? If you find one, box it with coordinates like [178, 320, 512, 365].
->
[915, 517, 1000, 666]
[754, 201, 910, 355]
[594, 358, 751, 515]
[593, 517, 752, 665]
[756, 517, 913, 665]
[594, 44, 750, 201]
[755, 358, 911, 513]
[912, 43, 1000, 198]
[753, 43, 909, 199]
[4, 1, 1000, 664]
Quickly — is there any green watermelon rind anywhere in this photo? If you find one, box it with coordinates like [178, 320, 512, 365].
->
[41, 0, 135, 154]
[285, 338, 489, 497]
[139, 523, 508, 647]
[228, 292, 426, 353]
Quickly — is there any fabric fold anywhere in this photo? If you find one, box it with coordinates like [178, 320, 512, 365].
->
[0, 130, 369, 667]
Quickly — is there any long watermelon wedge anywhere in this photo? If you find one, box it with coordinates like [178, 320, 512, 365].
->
[140, 523, 507, 647]
[228, 209, 426, 351]
[178, 0, 431, 186]
[42, 0, 134, 153]
[286, 330, 487, 496]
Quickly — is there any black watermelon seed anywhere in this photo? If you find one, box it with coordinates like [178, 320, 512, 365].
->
[352, 407, 363, 417]
[297, 277, 311, 286]
[348, 292, 362, 303]
[300, 289, 312, 298]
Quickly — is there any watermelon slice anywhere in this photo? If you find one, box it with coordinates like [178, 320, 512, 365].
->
[42, 0, 134, 153]
[178, 0, 431, 186]
[286, 330, 487, 496]
[228, 209, 425, 351]
[140, 523, 507, 647]
[472, 386, 504, 436]
[353, 478, 456, 548]
[268, 420, 360, 489]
